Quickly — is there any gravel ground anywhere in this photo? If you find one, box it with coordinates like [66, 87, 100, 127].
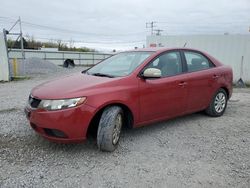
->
[0, 67, 250, 188]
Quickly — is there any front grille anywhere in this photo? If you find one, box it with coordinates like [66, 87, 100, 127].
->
[29, 95, 41, 108]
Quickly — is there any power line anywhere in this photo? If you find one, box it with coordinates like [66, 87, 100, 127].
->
[34, 36, 145, 45]
[1, 16, 147, 37]
[1, 16, 146, 46]
[21, 21, 147, 37]
[0, 16, 16, 21]
[2, 16, 248, 38]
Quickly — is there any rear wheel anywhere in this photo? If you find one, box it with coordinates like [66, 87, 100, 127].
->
[205, 88, 228, 117]
[97, 106, 123, 152]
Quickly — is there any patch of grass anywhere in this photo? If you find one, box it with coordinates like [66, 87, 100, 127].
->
[233, 81, 250, 88]
[0, 108, 19, 113]
[245, 83, 250, 87]
[233, 84, 250, 88]
[11, 76, 31, 81]
[0, 81, 8, 83]
[58, 64, 93, 67]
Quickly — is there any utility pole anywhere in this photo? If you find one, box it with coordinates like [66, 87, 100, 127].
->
[3, 29, 11, 80]
[19, 16, 25, 61]
[146, 21, 156, 35]
[4, 16, 26, 77]
[154, 29, 163, 36]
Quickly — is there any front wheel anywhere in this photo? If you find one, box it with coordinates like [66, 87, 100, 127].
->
[205, 88, 228, 117]
[97, 106, 123, 152]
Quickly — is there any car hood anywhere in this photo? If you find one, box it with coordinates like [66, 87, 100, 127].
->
[31, 73, 122, 99]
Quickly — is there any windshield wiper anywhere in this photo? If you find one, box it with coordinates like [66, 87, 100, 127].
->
[81, 69, 90, 74]
[91, 72, 115, 78]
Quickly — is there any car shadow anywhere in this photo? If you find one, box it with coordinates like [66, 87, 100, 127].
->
[31, 112, 206, 153]
[123, 112, 205, 136]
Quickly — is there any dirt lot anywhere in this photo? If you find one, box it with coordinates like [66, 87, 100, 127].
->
[0, 67, 249, 187]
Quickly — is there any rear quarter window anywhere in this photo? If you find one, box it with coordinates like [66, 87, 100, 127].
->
[184, 51, 214, 72]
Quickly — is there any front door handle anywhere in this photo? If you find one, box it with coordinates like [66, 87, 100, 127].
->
[213, 75, 220, 79]
[178, 81, 187, 87]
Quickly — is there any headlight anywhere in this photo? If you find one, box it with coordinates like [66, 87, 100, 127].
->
[38, 97, 86, 111]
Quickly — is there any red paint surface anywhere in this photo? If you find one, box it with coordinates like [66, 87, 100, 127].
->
[25, 48, 233, 142]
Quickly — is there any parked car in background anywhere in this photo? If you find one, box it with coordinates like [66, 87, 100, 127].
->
[25, 48, 233, 151]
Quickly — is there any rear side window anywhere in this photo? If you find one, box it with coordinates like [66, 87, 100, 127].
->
[184, 51, 214, 72]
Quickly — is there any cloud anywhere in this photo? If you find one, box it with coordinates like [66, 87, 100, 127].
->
[0, 0, 249, 50]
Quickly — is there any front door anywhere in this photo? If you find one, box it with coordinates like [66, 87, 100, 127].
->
[138, 51, 188, 124]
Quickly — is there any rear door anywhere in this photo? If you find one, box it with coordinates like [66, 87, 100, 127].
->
[182, 50, 217, 112]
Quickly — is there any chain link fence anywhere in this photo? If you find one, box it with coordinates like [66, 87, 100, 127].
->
[8, 49, 112, 77]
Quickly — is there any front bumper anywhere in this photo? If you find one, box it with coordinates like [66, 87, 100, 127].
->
[24, 104, 96, 143]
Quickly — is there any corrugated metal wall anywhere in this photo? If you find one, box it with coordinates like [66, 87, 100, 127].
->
[147, 35, 250, 83]
[0, 33, 9, 81]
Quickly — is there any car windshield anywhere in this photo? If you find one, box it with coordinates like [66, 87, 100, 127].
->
[86, 51, 153, 77]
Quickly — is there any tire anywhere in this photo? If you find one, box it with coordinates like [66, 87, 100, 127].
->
[97, 106, 123, 152]
[205, 88, 228, 117]
[63, 59, 75, 68]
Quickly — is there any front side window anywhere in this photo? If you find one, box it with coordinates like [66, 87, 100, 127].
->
[184, 51, 214, 72]
[145, 51, 183, 77]
[87, 52, 153, 77]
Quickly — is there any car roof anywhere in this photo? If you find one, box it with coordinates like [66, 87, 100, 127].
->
[125, 47, 207, 54]
[129, 47, 201, 53]
[127, 47, 223, 66]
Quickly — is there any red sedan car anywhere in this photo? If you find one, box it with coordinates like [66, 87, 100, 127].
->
[25, 48, 233, 151]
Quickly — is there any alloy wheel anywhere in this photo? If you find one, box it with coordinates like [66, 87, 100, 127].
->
[214, 92, 226, 113]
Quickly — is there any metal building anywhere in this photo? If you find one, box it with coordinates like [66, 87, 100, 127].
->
[147, 35, 250, 83]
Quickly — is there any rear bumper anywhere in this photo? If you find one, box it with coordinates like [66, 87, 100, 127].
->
[25, 104, 96, 143]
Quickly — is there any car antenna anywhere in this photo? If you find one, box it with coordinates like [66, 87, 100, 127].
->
[183, 42, 187, 47]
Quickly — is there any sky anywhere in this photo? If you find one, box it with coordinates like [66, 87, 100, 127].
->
[0, 0, 250, 51]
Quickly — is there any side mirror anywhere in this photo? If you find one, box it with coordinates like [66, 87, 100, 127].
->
[142, 68, 162, 78]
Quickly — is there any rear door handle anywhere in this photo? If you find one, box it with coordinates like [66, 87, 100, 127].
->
[178, 81, 187, 87]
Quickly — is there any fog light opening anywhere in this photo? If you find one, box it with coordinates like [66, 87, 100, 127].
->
[44, 128, 68, 138]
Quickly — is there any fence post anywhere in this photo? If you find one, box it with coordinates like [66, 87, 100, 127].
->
[62, 52, 65, 63]
[13, 58, 18, 77]
[79, 53, 81, 65]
